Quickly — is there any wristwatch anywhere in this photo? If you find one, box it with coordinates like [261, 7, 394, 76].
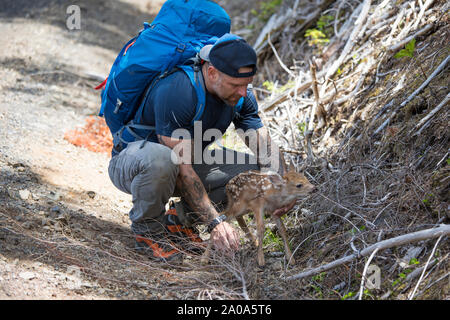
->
[207, 214, 227, 233]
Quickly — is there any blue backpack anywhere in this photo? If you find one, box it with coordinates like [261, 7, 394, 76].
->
[96, 0, 243, 153]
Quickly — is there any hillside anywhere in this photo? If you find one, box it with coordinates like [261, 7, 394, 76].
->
[0, 0, 448, 300]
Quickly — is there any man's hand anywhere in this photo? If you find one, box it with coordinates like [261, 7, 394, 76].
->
[273, 199, 296, 218]
[210, 221, 240, 254]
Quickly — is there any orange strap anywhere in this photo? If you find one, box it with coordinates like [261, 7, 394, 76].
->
[94, 77, 108, 90]
[123, 40, 136, 56]
[135, 236, 179, 258]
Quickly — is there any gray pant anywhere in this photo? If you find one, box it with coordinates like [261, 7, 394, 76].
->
[108, 141, 258, 235]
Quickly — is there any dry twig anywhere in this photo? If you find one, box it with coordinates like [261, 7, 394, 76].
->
[286, 225, 450, 281]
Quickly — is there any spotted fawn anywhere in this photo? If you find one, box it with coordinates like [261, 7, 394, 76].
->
[202, 170, 316, 266]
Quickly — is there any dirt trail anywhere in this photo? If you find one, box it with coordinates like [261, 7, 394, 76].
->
[0, 0, 163, 299]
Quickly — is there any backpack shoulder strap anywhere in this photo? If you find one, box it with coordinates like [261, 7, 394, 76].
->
[178, 64, 206, 126]
[179, 63, 246, 125]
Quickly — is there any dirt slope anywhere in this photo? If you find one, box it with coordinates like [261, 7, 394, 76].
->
[0, 0, 161, 300]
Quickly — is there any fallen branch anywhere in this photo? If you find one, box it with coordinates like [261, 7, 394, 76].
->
[358, 247, 380, 300]
[260, 80, 312, 112]
[412, 92, 450, 135]
[374, 54, 450, 135]
[408, 234, 444, 300]
[286, 224, 450, 281]
[388, 24, 434, 53]
[268, 32, 295, 78]
[324, 0, 372, 80]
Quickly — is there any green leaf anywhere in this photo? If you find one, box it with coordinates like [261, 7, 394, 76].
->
[394, 39, 415, 59]
[395, 49, 411, 58]
[406, 38, 416, 53]
[305, 29, 327, 39]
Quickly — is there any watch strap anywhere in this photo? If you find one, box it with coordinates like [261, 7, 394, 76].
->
[207, 214, 227, 233]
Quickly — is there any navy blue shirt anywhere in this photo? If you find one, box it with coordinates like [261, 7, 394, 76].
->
[135, 69, 264, 150]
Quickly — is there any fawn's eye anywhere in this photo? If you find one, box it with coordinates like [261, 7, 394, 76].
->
[296, 184, 303, 188]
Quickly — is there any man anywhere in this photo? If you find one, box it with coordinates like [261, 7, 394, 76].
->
[108, 34, 291, 261]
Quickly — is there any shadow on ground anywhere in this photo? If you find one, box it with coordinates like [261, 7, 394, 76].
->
[0, 0, 156, 52]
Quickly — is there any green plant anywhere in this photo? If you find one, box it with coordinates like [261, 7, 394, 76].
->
[305, 15, 334, 48]
[363, 289, 375, 299]
[312, 272, 326, 282]
[262, 80, 295, 94]
[392, 269, 413, 287]
[304, 29, 329, 46]
[394, 38, 416, 59]
[342, 291, 355, 300]
[310, 284, 323, 298]
[297, 122, 306, 136]
[251, 0, 283, 22]
[316, 15, 334, 32]
[422, 193, 434, 206]
[263, 226, 283, 251]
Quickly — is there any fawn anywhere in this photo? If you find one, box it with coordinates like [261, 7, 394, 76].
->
[202, 170, 316, 266]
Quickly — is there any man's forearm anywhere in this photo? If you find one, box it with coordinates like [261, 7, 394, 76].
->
[176, 164, 219, 223]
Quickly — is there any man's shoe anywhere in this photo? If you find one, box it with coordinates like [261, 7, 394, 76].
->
[134, 233, 182, 262]
[163, 200, 205, 254]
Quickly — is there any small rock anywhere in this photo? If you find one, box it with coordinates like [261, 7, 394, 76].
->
[7, 188, 16, 199]
[47, 191, 61, 201]
[19, 189, 31, 200]
[19, 271, 36, 280]
[269, 259, 283, 271]
[22, 221, 34, 229]
[87, 191, 96, 199]
[50, 206, 61, 214]
[67, 265, 81, 274]
[41, 217, 51, 226]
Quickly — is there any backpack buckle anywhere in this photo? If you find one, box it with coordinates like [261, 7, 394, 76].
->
[176, 43, 186, 53]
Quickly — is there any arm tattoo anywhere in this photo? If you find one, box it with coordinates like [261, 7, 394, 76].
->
[176, 168, 218, 222]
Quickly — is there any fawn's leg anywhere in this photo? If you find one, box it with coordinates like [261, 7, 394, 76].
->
[252, 202, 266, 267]
[200, 240, 213, 264]
[236, 216, 258, 246]
[274, 217, 295, 264]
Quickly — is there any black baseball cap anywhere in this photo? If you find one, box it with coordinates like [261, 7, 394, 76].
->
[199, 33, 257, 78]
